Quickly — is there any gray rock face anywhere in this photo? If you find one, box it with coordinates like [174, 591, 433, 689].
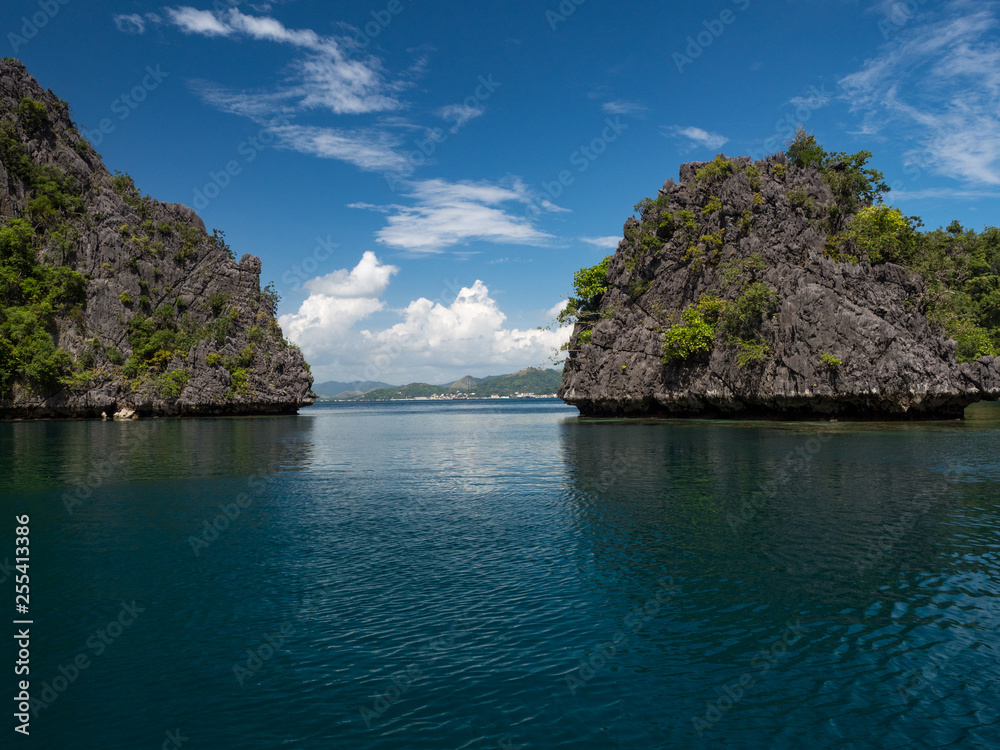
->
[560, 153, 1000, 419]
[0, 59, 314, 419]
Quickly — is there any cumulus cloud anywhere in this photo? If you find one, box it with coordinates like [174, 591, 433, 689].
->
[664, 125, 729, 150]
[278, 252, 398, 367]
[839, 1, 1000, 184]
[353, 178, 556, 255]
[279, 254, 572, 383]
[547, 299, 570, 318]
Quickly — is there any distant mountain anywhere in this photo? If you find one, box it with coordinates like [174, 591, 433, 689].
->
[353, 368, 562, 400]
[312, 380, 394, 398]
[359, 383, 447, 400]
[469, 368, 562, 397]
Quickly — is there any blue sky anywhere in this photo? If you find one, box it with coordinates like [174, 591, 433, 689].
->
[7, 0, 1000, 384]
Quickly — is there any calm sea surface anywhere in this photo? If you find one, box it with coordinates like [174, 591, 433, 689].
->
[2, 399, 1000, 748]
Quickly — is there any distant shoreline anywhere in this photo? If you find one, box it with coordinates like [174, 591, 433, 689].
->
[316, 395, 562, 403]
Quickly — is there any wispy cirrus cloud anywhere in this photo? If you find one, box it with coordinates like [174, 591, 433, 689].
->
[602, 100, 647, 116]
[663, 125, 729, 151]
[352, 178, 557, 255]
[170, 6, 404, 116]
[438, 103, 485, 131]
[840, 0, 1000, 184]
[113, 13, 159, 34]
[126, 5, 415, 172]
[269, 124, 410, 171]
[884, 187, 1000, 201]
[167, 6, 232, 36]
[579, 236, 621, 249]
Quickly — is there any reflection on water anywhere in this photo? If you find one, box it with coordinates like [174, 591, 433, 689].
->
[0, 415, 315, 494]
[559, 412, 1000, 746]
[1, 401, 999, 748]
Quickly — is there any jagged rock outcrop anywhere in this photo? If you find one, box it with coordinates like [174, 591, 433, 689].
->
[560, 153, 1000, 419]
[0, 59, 314, 418]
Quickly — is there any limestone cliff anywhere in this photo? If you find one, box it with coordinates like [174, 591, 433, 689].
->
[559, 153, 1000, 419]
[0, 59, 314, 418]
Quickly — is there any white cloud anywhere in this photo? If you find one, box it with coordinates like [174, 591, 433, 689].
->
[664, 125, 729, 150]
[154, 6, 428, 173]
[269, 124, 409, 171]
[789, 91, 831, 110]
[279, 252, 398, 356]
[280, 256, 572, 383]
[439, 103, 485, 130]
[304, 251, 398, 297]
[353, 178, 556, 255]
[293, 53, 402, 115]
[166, 6, 232, 36]
[839, 1, 1000, 185]
[884, 187, 1000, 201]
[579, 236, 621, 249]
[177, 8, 402, 116]
[602, 100, 646, 116]
[546, 299, 570, 318]
[114, 13, 147, 34]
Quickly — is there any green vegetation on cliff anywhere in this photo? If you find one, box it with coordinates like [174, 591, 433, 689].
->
[563, 129, 1000, 367]
[0, 96, 90, 396]
[0, 59, 314, 416]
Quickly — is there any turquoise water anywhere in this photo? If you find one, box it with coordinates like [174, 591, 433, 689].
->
[2, 400, 1000, 748]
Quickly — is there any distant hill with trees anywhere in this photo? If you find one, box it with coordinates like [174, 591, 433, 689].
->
[351, 368, 562, 400]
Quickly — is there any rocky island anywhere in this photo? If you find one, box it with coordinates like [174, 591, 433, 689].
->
[0, 59, 314, 419]
[559, 132, 1000, 419]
